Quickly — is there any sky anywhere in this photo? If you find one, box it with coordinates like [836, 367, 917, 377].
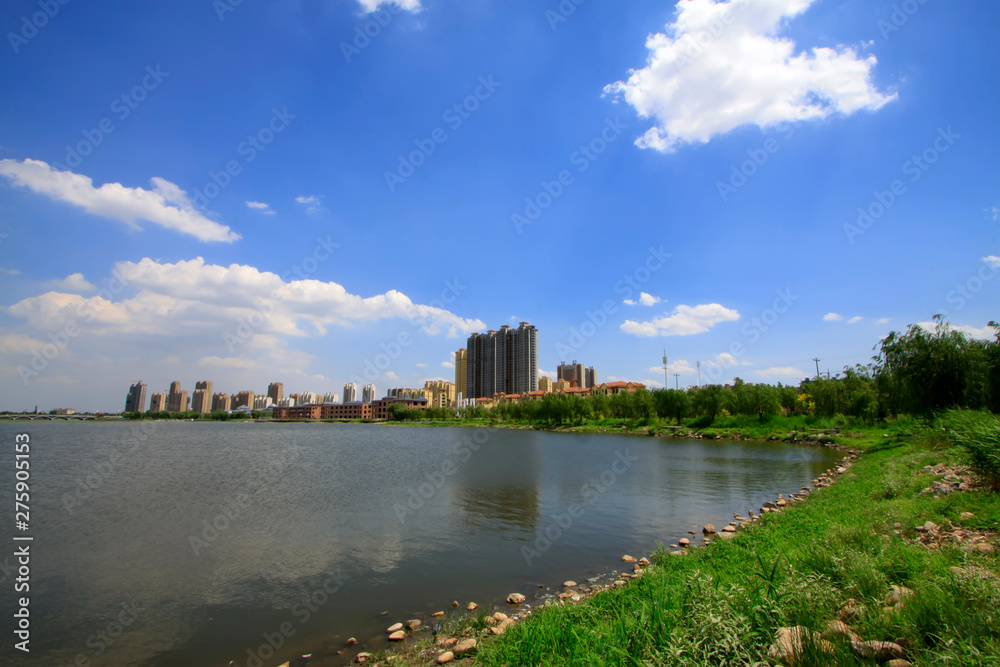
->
[0, 0, 998, 412]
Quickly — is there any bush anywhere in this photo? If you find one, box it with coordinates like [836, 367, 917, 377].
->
[938, 410, 1000, 490]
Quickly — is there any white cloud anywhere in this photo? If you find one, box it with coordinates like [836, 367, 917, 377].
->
[6, 257, 486, 340]
[624, 292, 662, 306]
[823, 312, 843, 321]
[0, 159, 240, 243]
[441, 361, 455, 369]
[47, 273, 96, 292]
[295, 195, 323, 215]
[1, 268, 21, 275]
[988, 207, 999, 221]
[714, 352, 739, 367]
[984, 256, 1000, 269]
[604, 0, 896, 152]
[917, 322, 995, 341]
[621, 303, 740, 337]
[539, 369, 557, 380]
[415, 363, 427, 368]
[651, 359, 697, 375]
[876, 318, 890, 325]
[848, 316, 864, 324]
[357, 0, 421, 13]
[756, 366, 806, 380]
[246, 201, 275, 214]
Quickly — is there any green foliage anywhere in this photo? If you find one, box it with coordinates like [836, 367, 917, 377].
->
[653, 389, 690, 424]
[937, 409, 1000, 490]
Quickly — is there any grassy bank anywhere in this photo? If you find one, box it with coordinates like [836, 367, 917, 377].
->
[467, 438, 998, 665]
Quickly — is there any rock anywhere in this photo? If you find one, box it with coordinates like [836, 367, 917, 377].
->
[838, 599, 865, 623]
[436, 637, 458, 648]
[466, 602, 477, 612]
[885, 585, 914, 607]
[837, 467, 848, 474]
[405, 619, 421, 631]
[633, 563, 642, 573]
[492, 612, 509, 623]
[453, 638, 477, 657]
[670, 550, 685, 556]
[886, 660, 914, 667]
[386, 623, 403, 633]
[563, 580, 577, 588]
[436, 651, 454, 664]
[388, 630, 407, 641]
[346, 637, 357, 645]
[718, 531, 736, 539]
[638, 557, 651, 566]
[357, 653, 371, 663]
[702, 525, 716, 535]
[614, 579, 626, 586]
[490, 618, 515, 635]
[822, 620, 859, 643]
[679, 538, 690, 547]
[767, 626, 811, 665]
[972, 542, 996, 555]
[621, 554, 638, 563]
[721, 525, 737, 533]
[762, 501, 778, 510]
[950, 565, 999, 581]
[960, 512, 975, 520]
[776, 498, 788, 507]
[923, 520, 939, 533]
[452, 600, 460, 607]
[851, 640, 905, 661]
[432, 611, 445, 617]
[507, 593, 526, 605]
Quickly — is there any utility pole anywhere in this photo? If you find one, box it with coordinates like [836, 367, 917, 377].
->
[813, 358, 821, 381]
[674, 373, 680, 390]
[662, 349, 669, 390]
[697, 361, 702, 387]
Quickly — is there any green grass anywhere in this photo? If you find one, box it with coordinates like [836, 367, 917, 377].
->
[471, 440, 1000, 666]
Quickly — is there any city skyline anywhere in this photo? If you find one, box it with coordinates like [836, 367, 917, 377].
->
[1, 1, 997, 412]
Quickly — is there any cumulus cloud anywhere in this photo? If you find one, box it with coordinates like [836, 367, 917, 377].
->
[357, 0, 421, 13]
[876, 318, 890, 325]
[6, 257, 486, 340]
[0, 159, 240, 243]
[621, 303, 740, 337]
[650, 359, 697, 375]
[47, 273, 96, 292]
[246, 201, 275, 214]
[295, 195, 323, 214]
[823, 312, 843, 321]
[624, 292, 663, 306]
[917, 322, 995, 341]
[604, 0, 896, 152]
[848, 316, 864, 324]
[441, 361, 455, 369]
[984, 255, 1000, 269]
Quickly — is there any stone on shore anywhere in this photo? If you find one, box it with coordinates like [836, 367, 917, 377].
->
[490, 618, 515, 635]
[702, 524, 716, 535]
[767, 626, 811, 665]
[346, 637, 357, 645]
[886, 661, 914, 667]
[466, 602, 478, 612]
[386, 623, 403, 633]
[851, 640, 905, 661]
[388, 630, 406, 641]
[885, 585, 914, 607]
[721, 525, 737, 533]
[638, 557, 651, 566]
[357, 653, 371, 663]
[436, 651, 454, 664]
[621, 554, 638, 563]
[679, 538, 690, 547]
[405, 619, 421, 631]
[432, 611, 445, 617]
[507, 593, 526, 605]
[453, 638, 477, 657]
[563, 580, 577, 588]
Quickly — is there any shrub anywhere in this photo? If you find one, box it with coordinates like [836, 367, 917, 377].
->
[938, 410, 1000, 490]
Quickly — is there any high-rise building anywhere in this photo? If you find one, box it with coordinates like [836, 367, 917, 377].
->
[343, 383, 358, 403]
[362, 384, 376, 404]
[253, 395, 274, 410]
[167, 381, 189, 413]
[212, 393, 231, 412]
[267, 382, 284, 405]
[538, 376, 554, 393]
[300, 392, 322, 405]
[466, 322, 538, 398]
[423, 380, 456, 408]
[322, 393, 340, 404]
[191, 380, 213, 414]
[149, 392, 166, 412]
[455, 348, 468, 400]
[231, 391, 255, 409]
[277, 397, 296, 408]
[125, 381, 147, 413]
[557, 362, 598, 389]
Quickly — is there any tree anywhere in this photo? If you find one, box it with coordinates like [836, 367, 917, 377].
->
[654, 389, 690, 424]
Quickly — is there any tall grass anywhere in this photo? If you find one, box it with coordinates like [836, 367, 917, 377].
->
[937, 409, 1000, 490]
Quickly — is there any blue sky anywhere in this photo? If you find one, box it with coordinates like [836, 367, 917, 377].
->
[1, 0, 997, 411]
